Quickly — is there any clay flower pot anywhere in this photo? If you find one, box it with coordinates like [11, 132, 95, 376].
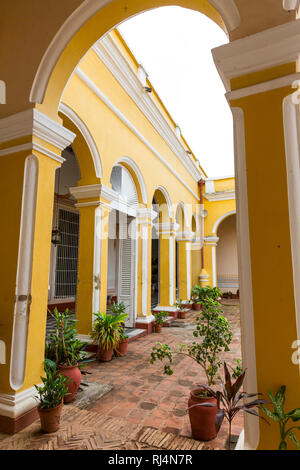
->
[58, 364, 81, 403]
[97, 347, 113, 362]
[178, 310, 187, 319]
[117, 338, 129, 356]
[193, 303, 202, 311]
[38, 401, 63, 433]
[154, 323, 163, 333]
[188, 388, 218, 441]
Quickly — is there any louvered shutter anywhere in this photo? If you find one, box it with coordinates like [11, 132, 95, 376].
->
[118, 215, 136, 327]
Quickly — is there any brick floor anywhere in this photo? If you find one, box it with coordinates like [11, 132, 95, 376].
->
[0, 300, 243, 450]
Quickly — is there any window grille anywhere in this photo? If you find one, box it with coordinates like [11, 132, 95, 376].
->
[54, 208, 80, 299]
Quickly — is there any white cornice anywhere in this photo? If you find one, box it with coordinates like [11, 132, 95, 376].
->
[0, 141, 65, 163]
[93, 35, 203, 181]
[212, 18, 300, 91]
[75, 68, 200, 201]
[69, 184, 102, 200]
[204, 190, 236, 201]
[0, 108, 75, 149]
[204, 236, 220, 246]
[137, 208, 157, 222]
[176, 231, 195, 241]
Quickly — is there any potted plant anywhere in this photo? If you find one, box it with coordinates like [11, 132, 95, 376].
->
[116, 333, 129, 357]
[90, 312, 128, 362]
[260, 386, 300, 450]
[35, 362, 69, 433]
[191, 362, 269, 449]
[175, 299, 188, 319]
[150, 297, 232, 441]
[45, 308, 87, 403]
[110, 301, 127, 316]
[153, 311, 168, 333]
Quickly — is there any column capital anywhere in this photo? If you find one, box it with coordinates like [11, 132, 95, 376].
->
[137, 208, 157, 224]
[157, 222, 180, 237]
[0, 108, 75, 161]
[204, 236, 219, 246]
[176, 231, 195, 241]
[212, 18, 300, 93]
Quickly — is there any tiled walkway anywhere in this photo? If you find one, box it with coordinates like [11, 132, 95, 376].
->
[0, 300, 242, 450]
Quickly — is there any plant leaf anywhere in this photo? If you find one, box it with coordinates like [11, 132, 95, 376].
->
[288, 430, 300, 450]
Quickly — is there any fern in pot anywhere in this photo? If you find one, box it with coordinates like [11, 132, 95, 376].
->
[35, 361, 69, 433]
[45, 308, 87, 402]
[91, 312, 128, 362]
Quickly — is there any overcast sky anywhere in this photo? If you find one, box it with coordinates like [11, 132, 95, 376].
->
[119, 6, 234, 177]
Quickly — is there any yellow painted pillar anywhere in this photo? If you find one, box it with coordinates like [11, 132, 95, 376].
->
[70, 185, 110, 334]
[0, 109, 75, 432]
[153, 223, 177, 314]
[202, 236, 219, 288]
[176, 232, 193, 301]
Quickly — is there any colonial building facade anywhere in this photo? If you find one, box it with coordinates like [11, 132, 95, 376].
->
[1, 0, 300, 450]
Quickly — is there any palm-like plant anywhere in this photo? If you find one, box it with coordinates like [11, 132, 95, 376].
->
[91, 312, 128, 352]
[189, 362, 269, 449]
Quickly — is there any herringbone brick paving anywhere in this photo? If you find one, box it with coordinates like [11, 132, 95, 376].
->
[0, 301, 242, 450]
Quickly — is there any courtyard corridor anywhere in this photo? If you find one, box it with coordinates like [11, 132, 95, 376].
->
[0, 301, 242, 451]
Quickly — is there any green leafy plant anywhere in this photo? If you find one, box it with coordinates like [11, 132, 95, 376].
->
[150, 298, 232, 385]
[190, 362, 269, 449]
[153, 311, 169, 325]
[175, 299, 185, 310]
[91, 312, 128, 351]
[35, 362, 69, 410]
[110, 301, 127, 315]
[260, 386, 300, 450]
[191, 285, 221, 303]
[229, 359, 243, 379]
[46, 308, 87, 367]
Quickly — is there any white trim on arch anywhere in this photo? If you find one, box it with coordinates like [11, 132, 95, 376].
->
[155, 186, 173, 219]
[212, 210, 236, 234]
[192, 213, 200, 234]
[29, 0, 239, 104]
[59, 102, 103, 178]
[176, 202, 190, 230]
[116, 156, 148, 205]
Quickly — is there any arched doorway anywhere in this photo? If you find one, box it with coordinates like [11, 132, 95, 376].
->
[216, 213, 239, 295]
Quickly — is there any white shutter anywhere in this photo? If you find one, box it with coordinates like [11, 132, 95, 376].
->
[118, 216, 136, 327]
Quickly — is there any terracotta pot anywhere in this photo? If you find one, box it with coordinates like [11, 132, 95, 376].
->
[188, 388, 218, 441]
[38, 401, 63, 433]
[179, 310, 187, 319]
[193, 303, 202, 311]
[154, 323, 162, 333]
[97, 347, 113, 362]
[117, 338, 129, 356]
[58, 364, 81, 403]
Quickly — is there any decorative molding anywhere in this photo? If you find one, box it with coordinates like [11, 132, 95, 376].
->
[137, 208, 157, 222]
[208, 0, 240, 33]
[204, 236, 220, 246]
[0, 142, 65, 163]
[204, 190, 236, 201]
[212, 210, 236, 234]
[231, 106, 259, 450]
[70, 184, 101, 200]
[93, 34, 203, 182]
[59, 102, 102, 178]
[10, 156, 38, 392]
[283, 92, 300, 366]
[75, 68, 200, 201]
[226, 73, 300, 102]
[0, 108, 75, 149]
[212, 18, 300, 92]
[0, 386, 39, 419]
[176, 231, 195, 241]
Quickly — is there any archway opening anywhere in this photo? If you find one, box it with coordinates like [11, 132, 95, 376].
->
[216, 213, 239, 296]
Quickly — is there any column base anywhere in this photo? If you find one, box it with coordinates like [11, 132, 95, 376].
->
[199, 269, 210, 287]
[0, 387, 39, 434]
[135, 315, 155, 334]
[0, 407, 38, 434]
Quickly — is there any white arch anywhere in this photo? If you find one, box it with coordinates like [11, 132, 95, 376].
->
[29, 0, 240, 104]
[155, 186, 173, 219]
[176, 201, 189, 229]
[212, 210, 236, 234]
[192, 213, 200, 233]
[116, 156, 148, 204]
[59, 102, 103, 178]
